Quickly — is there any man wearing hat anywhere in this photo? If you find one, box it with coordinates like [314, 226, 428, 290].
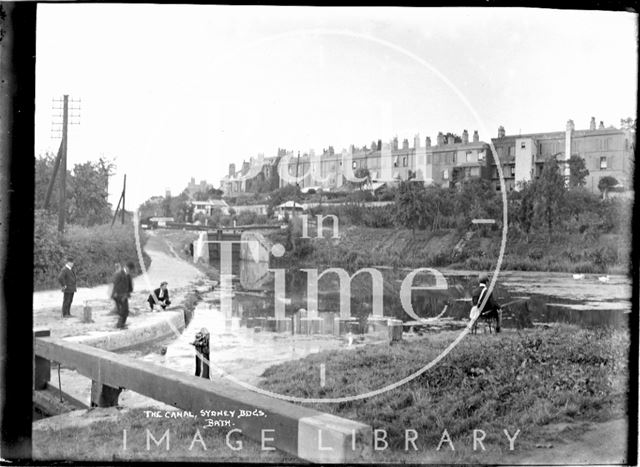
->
[147, 281, 171, 311]
[471, 273, 502, 333]
[57, 257, 77, 318]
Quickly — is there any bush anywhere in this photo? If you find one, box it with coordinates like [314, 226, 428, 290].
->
[34, 210, 151, 290]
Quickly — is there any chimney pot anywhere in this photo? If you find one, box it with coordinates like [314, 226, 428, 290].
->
[599, 121, 605, 129]
[590, 117, 596, 131]
[437, 132, 444, 146]
[462, 129, 469, 144]
[566, 119, 575, 131]
[498, 126, 505, 138]
[473, 130, 479, 142]
[425, 136, 431, 147]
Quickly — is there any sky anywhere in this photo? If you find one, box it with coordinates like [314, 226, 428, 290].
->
[35, 5, 638, 208]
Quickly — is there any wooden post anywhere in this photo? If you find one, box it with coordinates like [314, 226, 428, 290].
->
[34, 329, 51, 390]
[90, 381, 122, 407]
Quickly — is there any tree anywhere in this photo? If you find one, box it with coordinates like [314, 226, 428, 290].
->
[597, 176, 619, 200]
[533, 156, 566, 238]
[68, 158, 114, 226]
[516, 182, 535, 240]
[394, 181, 427, 235]
[568, 155, 589, 188]
[35, 154, 115, 227]
[620, 117, 636, 131]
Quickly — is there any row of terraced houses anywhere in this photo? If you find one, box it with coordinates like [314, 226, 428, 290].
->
[220, 117, 635, 196]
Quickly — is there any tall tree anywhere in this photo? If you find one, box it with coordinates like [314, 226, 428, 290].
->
[568, 155, 590, 188]
[534, 156, 566, 238]
[68, 158, 114, 226]
[395, 181, 427, 235]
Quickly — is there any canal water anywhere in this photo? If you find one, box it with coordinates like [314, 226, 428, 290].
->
[121, 259, 630, 388]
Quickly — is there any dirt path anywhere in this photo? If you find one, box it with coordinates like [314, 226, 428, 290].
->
[505, 418, 628, 465]
[34, 232, 205, 337]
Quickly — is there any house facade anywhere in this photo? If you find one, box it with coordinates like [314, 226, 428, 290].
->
[489, 118, 635, 193]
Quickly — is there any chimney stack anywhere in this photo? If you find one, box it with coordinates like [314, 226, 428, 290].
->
[414, 134, 421, 149]
[229, 163, 236, 177]
[599, 121, 605, 129]
[462, 129, 469, 144]
[425, 136, 431, 148]
[402, 138, 409, 150]
[437, 132, 444, 146]
[566, 119, 575, 131]
[498, 126, 505, 138]
[590, 117, 596, 131]
[377, 139, 382, 150]
[392, 136, 399, 150]
[473, 130, 479, 143]
[447, 134, 454, 145]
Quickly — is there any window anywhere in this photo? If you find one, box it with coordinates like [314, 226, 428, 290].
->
[521, 142, 526, 149]
[478, 151, 485, 162]
[470, 167, 480, 177]
[443, 169, 449, 180]
[403, 156, 408, 167]
[452, 153, 457, 164]
[352, 161, 357, 169]
[466, 151, 473, 162]
[496, 184, 501, 191]
[600, 157, 607, 169]
[508, 146, 515, 157]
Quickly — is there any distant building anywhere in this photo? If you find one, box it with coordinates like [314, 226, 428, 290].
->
[186, 177, 214, 197]
[190, 199, 230, 216]
[490, 118, 635, 193]
[221, 152, 281, 196]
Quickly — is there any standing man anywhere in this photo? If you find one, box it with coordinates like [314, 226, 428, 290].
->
[112, 261, 134, 329]
[471, 273, 502, 333]
[57, 257, 76, 318]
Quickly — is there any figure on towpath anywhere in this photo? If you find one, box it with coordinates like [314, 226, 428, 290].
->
[470, 272, 502, 333]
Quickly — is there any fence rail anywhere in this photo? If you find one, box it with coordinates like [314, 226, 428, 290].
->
[34, 332, 371, 463]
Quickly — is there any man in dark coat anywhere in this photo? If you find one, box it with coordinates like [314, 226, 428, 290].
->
[147, 281, 171, 311]
[112, 261, 134, 329]
[57, 257, 77, 318]
[471, 273, 502, 333]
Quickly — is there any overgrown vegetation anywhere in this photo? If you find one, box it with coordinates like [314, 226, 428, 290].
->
[33, 210, 151, 290]
[259, 325, 628, 462]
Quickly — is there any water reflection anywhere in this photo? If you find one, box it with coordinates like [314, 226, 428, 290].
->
[233, 260, 629, 329]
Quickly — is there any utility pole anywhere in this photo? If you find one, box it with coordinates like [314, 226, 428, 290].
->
[47, 94, 80, 231]
[58, 95, 68, 233]
[111, 174, 127, 227]
[121, 174, 126, 225]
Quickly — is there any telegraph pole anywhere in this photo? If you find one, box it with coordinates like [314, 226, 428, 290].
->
[121, 174, 126, 225]
[58, 95, 68, 232]
[48, 94, 80, 231]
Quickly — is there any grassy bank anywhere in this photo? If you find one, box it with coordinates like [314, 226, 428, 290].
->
[34, 211, 151, 290]
[258, 325, 628, 463]
[271, 225, 630, 275]
[33, 408, 295, 463]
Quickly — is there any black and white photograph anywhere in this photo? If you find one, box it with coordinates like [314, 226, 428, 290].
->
[0, 3, 637, 464]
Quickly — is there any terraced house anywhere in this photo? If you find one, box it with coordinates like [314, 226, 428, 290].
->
[221, 118, 634, 196]
[489, 118, 635, 193]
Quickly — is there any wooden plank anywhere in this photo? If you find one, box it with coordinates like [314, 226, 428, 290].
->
[35, 337, 371, 462]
